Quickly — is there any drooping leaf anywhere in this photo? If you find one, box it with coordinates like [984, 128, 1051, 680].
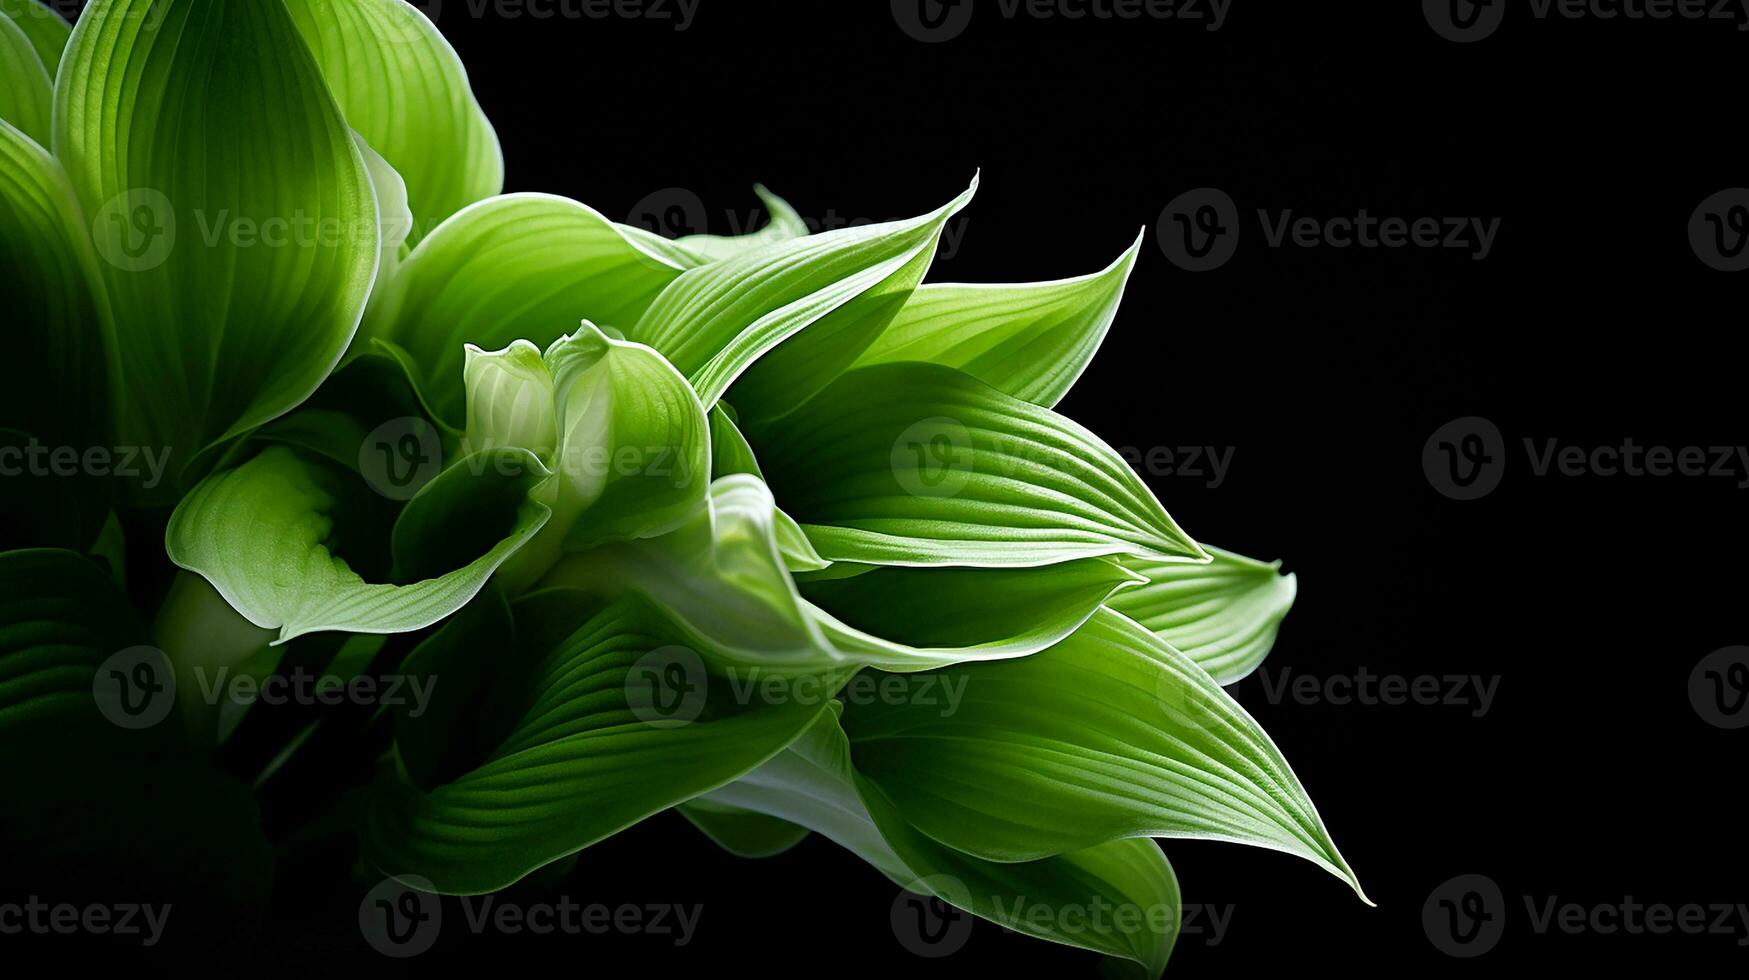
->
[699, 709, 1180, 978]
[1107, 546, 1298, 684]
[839, 608, 1368, 900]
[0, 12, 52, 146]
[625, 177, 977, 409]
[166, 446, 550, 643]
[0, 548, 143, 735]
[360, 194, 692, 426]
[801, 559, 1143, 672]
[850, 231, 1144, 408]
[360, 595, 835, 894]
[751, 361, 1207, 567]
[542, 475, 833, 671]
[55, 0, 380, 495]
[676, 799, 812, 859]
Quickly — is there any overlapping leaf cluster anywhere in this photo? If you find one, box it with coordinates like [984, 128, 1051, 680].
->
[0, 1, 1362, 973]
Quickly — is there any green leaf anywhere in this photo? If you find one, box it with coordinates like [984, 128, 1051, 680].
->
[542, 474, 832, 671]
[750, 361, 1207, 567]
[55, 0, 380, 492]
[677, 799, 811, 859]
[0, 548, 143, 735]
[360, 595, 835, 894]
[850, 231, 1144, 408]
[0, 554, 275, 954]
[166, 445, 551, 643]
[361, 194, 692, 427]
[0, 0, 68, 76]
[284, 0, 501, 243]
[700, 709, 1181, 977]
[802, 559, 1144, 672]
[708, 403, 827, 572]
[0, 11, 52, 146]
[625, 177, 977, 409]
[839, 608, 1368, 901]
[462, 340, 557, 459]
[0, 120, 110, 445]
[354, 129, 414, 284]
[1107, 546, 1298, 685]
[544, 323, 711, 553]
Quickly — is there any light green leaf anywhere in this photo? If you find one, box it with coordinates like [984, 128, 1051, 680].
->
[361, 595, 834, 894]
[750, 361, 1207, 567]
[361, 194, 691, 427]
[677, 799, 811, 859]
[625, 177, 977, 409]
[0, 0, 68, 75]
[544, 323, 711, 553]
[840, 608, 1368, 901]
[709, 403, 828, 573]
[166, 446, 550, 643]
[0, 121, 112, 471]
[700, 709, 1181, 977]
[851, 231, 1144, 408]
[55, 0, 380, 492]
[462, 340, 557, 459]
[542, 474, 832, 671]
[285, 0, 501, 242]
[354, 130, 413, 284]
[1108, 546, 1298, 685]
[0, 11, 52, 146]
[802, 559, 1144, 673]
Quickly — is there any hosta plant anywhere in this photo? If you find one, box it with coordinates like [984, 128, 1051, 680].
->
[0, 0, 1365, 973]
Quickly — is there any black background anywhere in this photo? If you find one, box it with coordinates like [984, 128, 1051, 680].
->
[28, 0, 1749, 975]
